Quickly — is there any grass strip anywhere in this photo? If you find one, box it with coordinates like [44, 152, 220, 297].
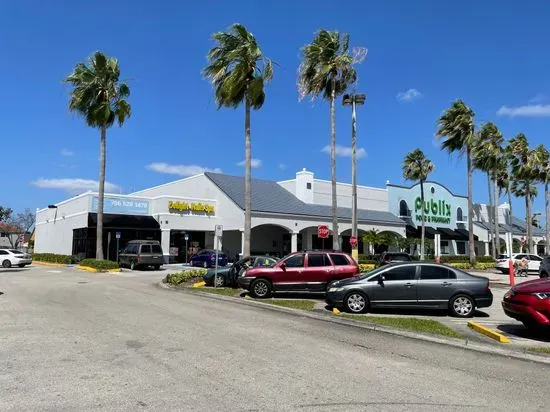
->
[525, 347, 550, 355]
[341, 314, 463, 339]
[191, 287, 242, 296]
[257, 299, 316, 311]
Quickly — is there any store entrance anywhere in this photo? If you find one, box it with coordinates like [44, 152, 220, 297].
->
[170, 230, 207, 263]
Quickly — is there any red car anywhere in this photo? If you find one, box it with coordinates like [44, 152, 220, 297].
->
[502, 278, 550, 329]
[237, 251, 360, 298]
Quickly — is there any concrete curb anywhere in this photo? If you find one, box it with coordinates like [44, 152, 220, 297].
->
[468, 321, 510, 343]
[157, 281, 550, 365]
[77, 265, 121, 273]
[32, 261, 68, 267]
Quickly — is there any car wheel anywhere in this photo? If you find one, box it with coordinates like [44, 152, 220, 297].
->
[153, 265, 160, 271]
[2, 260, 11, 269]
[214, 275, 225, 288]
[449, 294, 475, 318]
[18, 264, 25, 268]
[130, 261, 136, 271]
[540, 271, 548, 278]
[344, 291, 369, 314]
[250, 279, 272, 298]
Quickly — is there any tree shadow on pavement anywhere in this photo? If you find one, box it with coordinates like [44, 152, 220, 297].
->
[0, 268, 31, 273]
[496, 324, 550, 343]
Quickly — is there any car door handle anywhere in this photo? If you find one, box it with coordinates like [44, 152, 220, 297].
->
[441, 282, 452, 286]
[404, 282, 414, 288]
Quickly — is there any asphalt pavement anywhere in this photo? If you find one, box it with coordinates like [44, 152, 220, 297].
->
[0, 265, 548, 411]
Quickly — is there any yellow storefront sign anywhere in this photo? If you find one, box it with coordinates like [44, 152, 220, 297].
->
[168, 200, 215, 215]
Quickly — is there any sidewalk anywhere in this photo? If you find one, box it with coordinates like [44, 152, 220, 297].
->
[468, 269, 537, 287]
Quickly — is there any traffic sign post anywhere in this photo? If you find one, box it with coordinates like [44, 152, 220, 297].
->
[350, 236, 359, 263]
[184, 233, 189, 264]
[115, 231, 121, 263]
[214, 225, 223, 287]
[318, 225, 329, 250]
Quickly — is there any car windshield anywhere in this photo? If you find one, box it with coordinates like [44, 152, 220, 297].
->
[498, 254, 508, 259]
[9, 249, 22, 254]
[357, 265, 391, 280]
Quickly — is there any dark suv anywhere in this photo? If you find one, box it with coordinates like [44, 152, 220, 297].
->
[539, 256, 550, 278]
[378, 252, 412, 266]
[237, 251, 359, 298]
[119, 240, 164, 270]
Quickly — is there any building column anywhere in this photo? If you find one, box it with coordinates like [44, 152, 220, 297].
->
[484, 241, 490, 257]
[161, 229, 171, 264]
[291, 232, 298, 253]
[506, 232, 512, 257]
[434, 233, 441, 258]
[240, 230, 245, 258]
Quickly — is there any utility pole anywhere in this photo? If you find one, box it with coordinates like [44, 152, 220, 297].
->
[343, 93, 366, 262]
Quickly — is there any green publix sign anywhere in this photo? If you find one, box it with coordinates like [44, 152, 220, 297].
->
[414, 197, 451, 224]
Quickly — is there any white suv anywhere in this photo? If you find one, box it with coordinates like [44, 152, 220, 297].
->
[495, 253, 542, 273]
[0, 249, 32, 268]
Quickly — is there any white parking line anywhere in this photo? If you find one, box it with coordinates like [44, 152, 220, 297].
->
[46, 270, 62, 273]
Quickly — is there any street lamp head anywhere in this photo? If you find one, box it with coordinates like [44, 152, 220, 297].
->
[355, 94, 366, 105]
[342, 94, 352, 106]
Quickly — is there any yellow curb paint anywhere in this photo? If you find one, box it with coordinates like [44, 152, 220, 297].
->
[77, 265, 121, 273]
[193, 281, 206, 288]
[468, 321, 510, 343]
[332, 308, 341, 315]
[32, 261, 67, 267]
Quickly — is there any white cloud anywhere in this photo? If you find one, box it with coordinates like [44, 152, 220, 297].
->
[396, 88, 422, 102]
[529, 94, 545, 103]
[278, 163, 287, 170]
[31, 178, 120, 194]
[60, 148, 74, 157]
[321, 145, 367, 159]
[146, 162, 222, 176]
[496, 104, 550, 117]
[237, 158, 262, 168]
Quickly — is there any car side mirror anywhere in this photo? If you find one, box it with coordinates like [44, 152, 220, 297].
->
[280, 262, 286, 271]
[378, 275, 385, 284]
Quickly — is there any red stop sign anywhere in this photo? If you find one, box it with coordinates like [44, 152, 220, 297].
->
[350, 236, 358, 246]
[318, 225, 329, 239]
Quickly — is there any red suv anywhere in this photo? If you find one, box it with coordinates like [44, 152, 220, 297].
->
[237, 251, 360, 298]
[502, 278, 550, 329]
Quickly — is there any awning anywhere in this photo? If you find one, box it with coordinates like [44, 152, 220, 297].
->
[437, 227, 460, 240]
[456, 228, 478, 241]
[87, 213, 160, 230]
[406, 225, 438, 239]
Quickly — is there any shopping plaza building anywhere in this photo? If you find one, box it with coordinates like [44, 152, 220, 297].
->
[34, 169, 546, 262]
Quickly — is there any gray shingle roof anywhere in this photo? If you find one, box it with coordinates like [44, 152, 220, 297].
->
[474, 219, 544, 236]
[204, 172, 404, 225]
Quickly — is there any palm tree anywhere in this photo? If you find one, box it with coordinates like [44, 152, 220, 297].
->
[64, 51, 131, 260]
[402, 149, 434, 260]
[473, 122, 504, 258]
[362, 229, 388, 255]
[298, 30, 365, 250]
[509, 134, 540, 253]
[510, 179, 538, 252]
[533, 145, 550, 254]
[203, 24, 273, 257]
[436, 100, 476, 266]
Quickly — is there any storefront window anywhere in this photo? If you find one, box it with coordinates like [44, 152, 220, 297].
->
[457, 207, 464, 222]
[441, 240, 450, 255]
[456, 241, 466, 255]
[399, 200, 409, 217]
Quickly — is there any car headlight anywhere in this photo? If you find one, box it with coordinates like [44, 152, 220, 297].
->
[504, 291, 514, 299]
[328, 287, 345, 293]
[534, 292, 550, 300]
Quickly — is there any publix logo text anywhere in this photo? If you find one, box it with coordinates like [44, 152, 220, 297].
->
[414, 197, 452, 224]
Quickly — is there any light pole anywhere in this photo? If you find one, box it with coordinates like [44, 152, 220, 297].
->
[343, 93, 366, 261]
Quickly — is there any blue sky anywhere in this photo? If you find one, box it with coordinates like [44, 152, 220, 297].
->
[2, 0, 550, 222]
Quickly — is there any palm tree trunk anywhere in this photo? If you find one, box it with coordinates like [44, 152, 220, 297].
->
[96, 125, 106, 260]
[546, 179, 550, 256]
[467, 147, 475, 266]
[493, 171, 501, 256]
[330, 77, 339, 250]
[508, 182, 513, 253]
[487, 173, 495, 258]
[526, 180, 533, 253]
[243, 97, 252, 257]
[420, 179, 425, 261]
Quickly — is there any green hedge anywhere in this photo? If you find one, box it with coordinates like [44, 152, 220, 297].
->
[165, 269, 207, 285]
[80, 259, 119, 270]
[32, 253, 77, 264]
[439, 255, 495, 263]
[358, 259, 377, 265]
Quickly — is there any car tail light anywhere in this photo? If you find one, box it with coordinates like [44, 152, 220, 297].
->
[137, 255, 141, 263]
[485, 284, 490, 292]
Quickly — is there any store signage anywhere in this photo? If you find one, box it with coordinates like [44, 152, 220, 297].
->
[318, 225, 329, 239]
[414, 197, 452, 224]
[168, 200, 215, 215]
[92, 196, 150, 215]
[350, 236, 358, 246]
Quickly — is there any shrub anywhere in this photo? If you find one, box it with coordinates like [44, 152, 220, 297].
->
[32, 253, 77, 264]
[80, 259, 119, 271]
[359, 264, 375, 273]
[358, 259, 377, 265]
[165, 269, 207, 285]
[475, 262, 496, 270]
[476, 256, 496, 263]
[448, 262, 471, 269]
